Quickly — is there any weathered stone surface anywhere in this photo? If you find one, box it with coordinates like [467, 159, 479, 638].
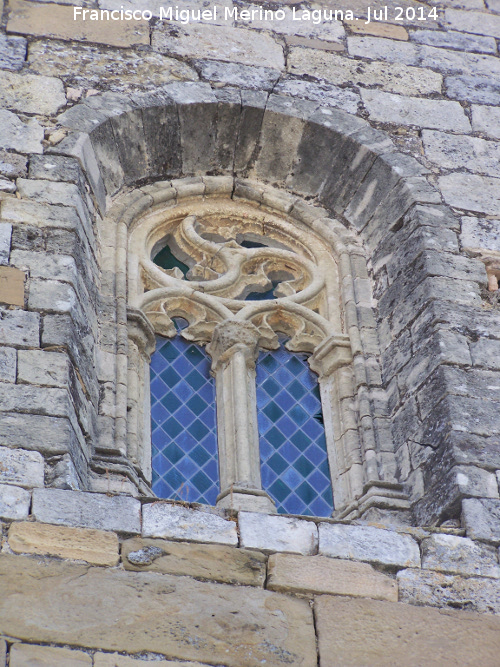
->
[0, 149, 26, 178]
[422, 533, 500, 578]
[197, 59, 279, 91]
[142, 503, 237, 545]
[0, 265, 24, 306]
[0, 109, 44, 153]
[0, 71, 66, 115]
[398, 568, 500, 615]
[239, 511, 318, 555]
[94, 655, 206, 667]
[0, 554, 317, 666]
[471, 339, 500, 370]
[0, 308, 39, 347]
[122, 537, 266, 586]
[410, 28, 497, 53]
[0, 177, 16, 193]
[446, 75, 500, 105]
[9, 521, 119, 566]
[7, 0, 150, 47]
[472, 104, 500, 140]
[319, 524, 421, 569]
[461, 216, 500, 253]
[361, 89, 471, 131]
[10, 643, 92, 666]
[0, 222, 12, 265]
[445, 7, 500, 37]
[423, 130, 500, 178]
[0, 412, 76, 455]
[0, 483, 30, 520]
[315, 595, 500, 666]
[463, 498, 500, 544]
[0, 33, 27, 70]
[0, 640, 5, 667]
[0, 347, 15, 382]
[153, 23, 284, 69]
[17, 349, 69, 387]
[237, 5, 344, 42]
[439, 173, 500, 215]
[32, 488, 141, 534]
[0, 445, 44, 489]
[288, 47, 442, 95]
[274, 78, 360, 114]
[99, 0, 233, 22]
[346, 20, 408, 40]
[28, 40, 198, 92]
[268, 553, 397, 601]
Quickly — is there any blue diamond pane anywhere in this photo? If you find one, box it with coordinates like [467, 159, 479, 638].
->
[151, 335, 219, 505]
[257, 346, 334, 517]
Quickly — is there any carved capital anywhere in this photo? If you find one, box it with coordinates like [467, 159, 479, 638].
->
[207, 320, 260, 371]
[127, 307, 156, 360]
[309, 334, 353, 379]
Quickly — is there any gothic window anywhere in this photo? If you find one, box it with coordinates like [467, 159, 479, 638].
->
[127, 188, 360, 516]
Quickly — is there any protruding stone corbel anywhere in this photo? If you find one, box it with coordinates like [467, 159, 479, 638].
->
[127, 307, 156, 361]
[309, 333, 353, 379]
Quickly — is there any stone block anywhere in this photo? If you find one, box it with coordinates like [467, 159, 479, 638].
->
[8, 521, 119, 566]
[0, 412, 75, 455]
[0, 640, 5, 667]
[461, 216, 500, 253]
[0, 222, 12, 265]
[122, 537, 266, 586]
[0, 33, 26, 70]
[315, 595, 500, 667]
[274, 78, 360, 114]
[197, 59, 279, 91]
[446, 74, 500, 105]
[0, 445, 44, 489]
[472, 105, 500, 139]
[411, 28, 497, 53]
[287, 47, 442, 96]
[0, 151, 26, 179]
[100, 0, 233, 22]
[10, 643, 92, 666]
[32, 488, 141, 534]
[94, 655, 206, 667]
[398, 568, 500, 615]
[462, 498, 500, 544]
[239, 512, 318, 555]
[0, 177, 16, 193]
[445, 7, 500, 37]
[142, 503, 237, 546]
[0, 71, 66, 115]
[7, 0, 149, 47]
[17, 349, 69, 387]
[423, 130, 500, 178]
[439, 173, 500, 215]
[361, 89, 471, 131]
[0, 266, 24, 306]
[0, 347, 16, 382]
[267, 553, 397, 601]
[0, 554, 317, 666]
[319, 524, 421, 569]
[346, 20, 408, 40]
[0, 483, 30, 520]
[422, 533, 500, 578]
[153, 23, 284, 69]
[471, 338, 500, 370]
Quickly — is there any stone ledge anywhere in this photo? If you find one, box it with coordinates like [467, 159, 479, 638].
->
[239, 511, 318, 555]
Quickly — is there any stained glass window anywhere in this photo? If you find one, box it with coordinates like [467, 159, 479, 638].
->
[150, 330, 219, 505]
[257, 346, 334, 517]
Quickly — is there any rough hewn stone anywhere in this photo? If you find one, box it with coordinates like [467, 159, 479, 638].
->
[153, 23, 284, 69]
[32, 488, 141, 534]
[122, 537, 266, 586]
[288, 47, 442, 95]
[7, 0, 150, 47]
[472, 104, 500, 140]
[8, 521, 119, 566]
[315, 595, 500, 666]
[361, 89, 471, 131]
[423, 130, 500, 178]
[439, 173, 500, 215]
[94, 656, 206, 667]
[0, 109, 44, 153]
[0, 71, 66, 115]
[398, 568, 500, 615]
[197, 59, 279, 91]
[346, 20, 408, 40]
[274, 78, 360, 114]
[142, 503, 238, 545]
[445, 7, 500, 38]
[319, 524, 421, 569]
[239, 511, 318, 555]
[17, 349, 69, 387]
[0, 347, 15, 382]
[0, 150, 26, 179]
[0, 554, 317, 666]
[0, 33, 27, 71]
[446, 75, 500, 105]
[410, 29, 497, 54]
[9, 643, 92, 666]
[461, 216, 500, 253]
[0, 445, 44, 488]
[422, 533, 500, 578]
[0, 640, 5, 667]
[462, 498, 500, 544]
[268, 553, 397, 601]
[0, 483, 30, 521]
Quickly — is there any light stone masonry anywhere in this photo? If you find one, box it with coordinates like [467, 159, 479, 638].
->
[267, 553, 398, 601]
[0, 70, 66, 115]
[32, 488, 141, 533]
[0, 308, 39, 348]
[10, 643, 92, 666]
[94, 655, 208, 667]
[142, 503, 238, 545]
[423, 130, 500, 178]
[472, 105, 500, 140]
[421, 533, 500, 578]
[461, 216, 500, 253]
[446, 74, 500, 105]
[274, 78, 360, 114]
[0, 109, 44, 153]
[0, 483, 30, 520]
[439, 173, 500, 215]
[0, 445, 44, 488]
[463, 498, 500, 544]
[0, 347, 16, 382]
[410, 29, 497, 54]
[0, 223, 12, 265]
[17, 349, 69, 387]
[238, 511, 318, 555]
[8, 521, 119, 566]
[445, 7, 500, 37]
[361, 90, 471, 131]
[319, 524, 421, 568]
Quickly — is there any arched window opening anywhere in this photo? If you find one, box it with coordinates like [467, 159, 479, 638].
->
[150, 320, 219, 505]
[257, 344, 334, 517]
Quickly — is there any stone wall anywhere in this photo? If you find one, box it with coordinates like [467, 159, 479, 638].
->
[1, 0, 500, 661]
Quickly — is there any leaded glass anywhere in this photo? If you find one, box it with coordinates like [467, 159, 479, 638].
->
[150, 332, 219, 504]
[257, 346, 334, 517]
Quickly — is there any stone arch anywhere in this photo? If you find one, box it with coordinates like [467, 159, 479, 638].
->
[49, 81, 487, 525]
